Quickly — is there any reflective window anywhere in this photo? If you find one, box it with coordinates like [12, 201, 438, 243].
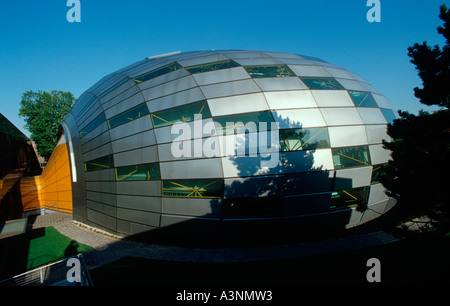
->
[371, 163, 388, 184]
[185, 59, 240, 74]
[162, 179, 223, 198]
[300, 77, 345, 90]
[213, 111, 275, 135]
[380, 108, 397, 124]
[244, 65, 296, 78]
[133, 62, 182, 84]
[84, 154, 114, 172]
[151, 100, 211, 128]
[332, 145, 371, 169]
[330, 186, 369, 211]
[280, 127, 330, 151]
[348, 91, 378, 107]
[115, 162, 160, 181]
[222, 196, 282, 219]
[107, 103, 150, 129]
[79, 113, 106, 138]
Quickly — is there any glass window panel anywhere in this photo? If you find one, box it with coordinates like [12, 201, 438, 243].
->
[222, 196, 282, 219]
[332, 145, 371, 169]
[371, 163, 388, 184]
[185, 59, 240, 74]
[116, 162, 160, 181]
[244, 65, 296, 78]
[132, 62, 182, 84]
[162, 179, 223, 198]
[213, 111, 275, 135]
[300, 77, 345, 90]
[79, 113, 106, 138]
[84, 154, 114, 172]
[330, 186, 369, 211]
[348, 91, 378, 107]
[380, 108, 397, 124]
[151, 100, 211, 128]
[107, 103, 150, 129]
[280, 127, 330, 151]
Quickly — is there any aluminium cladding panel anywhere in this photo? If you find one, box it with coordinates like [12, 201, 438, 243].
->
[328, 125, 368, 147]
[98, 78, 136, 107]
[231, 57, 283, 66]
[366, 125, 391, 144]
[224, 175, 284, 198]
[357, 108, 388, 125]
[114, 145, 159, 167]
[162, 197, 222, 218]
[253, 77, 308, 91]
[335, 78, 370, 92]
[333, 166, 372, 190]
[192, 66, 250, 86]
[263, 90, 318, 109]
[87, 208, 117, 233]
[117, 195, 161, 213]
[103, 88, 145, 119]
[154, 118, 214, 144]
[116, 207, 160, 228]
[81, 131, 111, 154]
[368, 183, 390, 205]
[158, 136, 223, 162]
[282, 193, 331, 217]
[84, 168, 116, 182]
[311, 90, 354, 107]
[177, 53, 230, 67]
[272, 109, 326, 129]
[109, 115, 153, 142]
[372, 94, 393, 109]
[82, 142, 113, 162]
[369, 144, 392, 164]
[116, 219, 158, 236]
[199, 79, 261, 99]
[141, 75, 199, 102]
[160, 158, 223, 180]
[283, 171, 335, 195]
[287, 65, 332, 77]
[281, 149, 334, 173]
[110, 129, 156, 153]
[116, 181, 161, 196]
[323, 67, 356, 80]
[207, 93, 269, 117]
[221, 155, 284, 178]
[136, 68, 191, 92]
[147, 87, 206, 113]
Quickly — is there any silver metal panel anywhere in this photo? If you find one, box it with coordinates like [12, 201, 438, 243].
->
[360, 201, 388, 224]
[193, 67, 250, 86]
[87, 208, 117, 232]
[81, 132, 111, 154]
[177, 53, 229, 67]
[221, 51, 266, 59]
[345, 208, 364, 228]
[87, 200, 116, 218]
[283, 171, 334, 195]
[224, 175, 283, 198]
[85, 168, 116, 182]
[87, 191, 116, 206]
[328, 125, 368, 147]
[272, 109, 326, 128]
[254, 77, 308, 91]
[158, 136, 221, 161]
[80, 121, 109, 146]
[281, 149, 334, 173]
[116, 195, 161, 213]
[287, 65, 332, 77]
[116, 207, 160, 227]
[137, 68, 191, 91]
[372, 94, 393, 109]
[104, 91, 145, 119]
[262, 51, 302, 59]
[116, 220, 157, 236]
[275, 58, 318, 65]
[311, 90, 354, 107]
[264, 90, 317, 110]
[160, 214, 221, 228]
[99, 79, 135, 105]
[369, 144, 392, 164]
[111, 129, 156, 153]
[333, 166, 372, 190]
[368, 183, 390, 204]
[154, 118, 214, 144]
[108, 115, 153, 141]
[77, 104, 103, 129]
[116, 181, 161, 196]
[160, 158, 223, 179]
[114, 145, 158, 167]
[357, 108, 388, 124]
[218, 131, 279, 157]
[232, 58, 282, 65]
[141, 75, 198, 102]
[200, 79, 261, 99]
[85, 182, 116, 193]
[147, 87, 206, 112]
[221, 156, 283, 178]
[207, 93, 269, 117]
[162, 197, 222, 218]
[283, 193, 331, 216]
[82, 142, 113, 162]
[320, 107, 364, 126]
[323, 67, 355, 79]
[335, 78, 369, 91]
[366, 125, 391, 145]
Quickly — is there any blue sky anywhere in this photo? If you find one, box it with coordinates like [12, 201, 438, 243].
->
[0, 0, 448, 137]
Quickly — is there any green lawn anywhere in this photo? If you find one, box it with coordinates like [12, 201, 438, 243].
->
[89, 233, 450, 287]
[0, 226, 92, 280]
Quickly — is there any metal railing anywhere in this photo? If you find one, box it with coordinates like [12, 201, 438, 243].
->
[0, 254, 93, 286]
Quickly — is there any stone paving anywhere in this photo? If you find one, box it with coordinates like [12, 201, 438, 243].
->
[28, 213, 402, 270]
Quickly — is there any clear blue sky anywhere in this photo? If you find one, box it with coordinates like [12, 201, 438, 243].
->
[0, 0, 448, 137]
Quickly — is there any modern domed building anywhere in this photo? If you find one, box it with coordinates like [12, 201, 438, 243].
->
[52, 50, 397, 237]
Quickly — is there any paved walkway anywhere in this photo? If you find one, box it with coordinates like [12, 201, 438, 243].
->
[29, 213, 402, 270]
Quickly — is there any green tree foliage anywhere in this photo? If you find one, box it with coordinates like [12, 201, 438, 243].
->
[19, 90, 75, 160]
[381, 5, 450, 230]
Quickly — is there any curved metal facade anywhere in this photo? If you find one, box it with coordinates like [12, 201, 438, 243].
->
[61, 50, 397, 236]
